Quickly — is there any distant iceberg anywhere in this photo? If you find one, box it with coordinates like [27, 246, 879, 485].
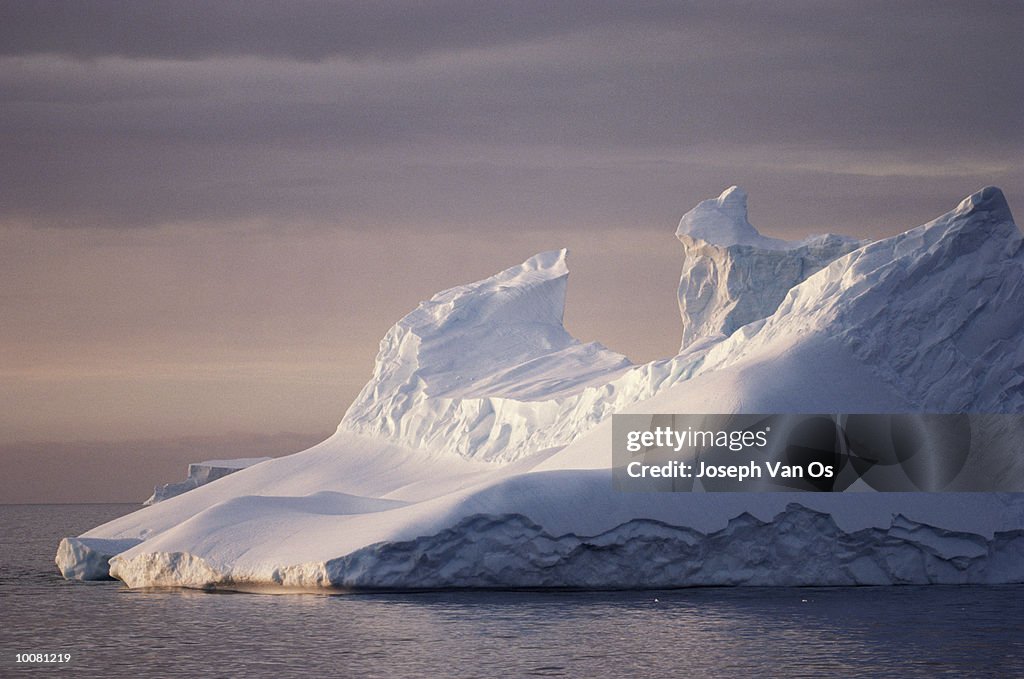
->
[145, 458, 272, 505]
[57, 186, 1024, 590]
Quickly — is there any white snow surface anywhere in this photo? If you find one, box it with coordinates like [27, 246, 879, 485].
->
[144, 457, 272, 505]
[57, 186, 1024, 591]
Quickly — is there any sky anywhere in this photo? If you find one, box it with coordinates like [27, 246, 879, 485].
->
[1, 1, 1022, 502]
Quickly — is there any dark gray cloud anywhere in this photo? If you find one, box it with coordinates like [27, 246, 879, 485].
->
[0, 0, 697, 61]
[1, 1, 1020, 66]
[1, 1, 1021, 232]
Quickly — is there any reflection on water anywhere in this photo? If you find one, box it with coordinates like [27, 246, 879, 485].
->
[1, 504, 1022, 677]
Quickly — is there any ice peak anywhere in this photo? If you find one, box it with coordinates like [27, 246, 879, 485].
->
[716, 185, 749, 213]
[952, 186, 1013, 224]
[523, 248, 569, 276]
[676, 185, 793, 250]
[400, 248, 572, 336]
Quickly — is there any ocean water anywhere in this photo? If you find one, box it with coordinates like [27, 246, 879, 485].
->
[1, 504, 1022, 678]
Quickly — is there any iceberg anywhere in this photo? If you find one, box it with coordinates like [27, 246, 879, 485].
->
[145, 458, 272, 505]
[56, 185, 1024, 591]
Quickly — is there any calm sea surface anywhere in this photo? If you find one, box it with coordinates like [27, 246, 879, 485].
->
[1, 503, 1022, 678]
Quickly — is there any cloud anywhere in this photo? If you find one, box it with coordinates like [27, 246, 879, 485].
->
[0, 1, 702, 61]
[1, 2, 1020, 67]
[1, 2, 1021, 231]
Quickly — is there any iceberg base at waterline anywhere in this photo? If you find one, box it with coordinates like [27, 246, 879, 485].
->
[57, 186, 1024, 591]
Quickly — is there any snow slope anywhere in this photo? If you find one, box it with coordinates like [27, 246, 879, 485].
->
[58, 186, 1024, 590]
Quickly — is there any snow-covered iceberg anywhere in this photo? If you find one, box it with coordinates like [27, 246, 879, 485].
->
[145, 458, 272, 505]
[57, 185, 1024, 591]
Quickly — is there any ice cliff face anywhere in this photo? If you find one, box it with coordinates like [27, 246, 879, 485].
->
[56, 537, 143, 581]
[58, 185, 1024, 591]
[324, 506, 1024, 589]
[676, 187, 862, 350]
